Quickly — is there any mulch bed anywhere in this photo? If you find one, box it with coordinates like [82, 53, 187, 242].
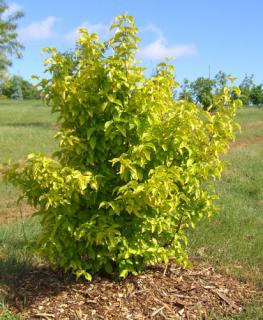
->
[4, 260, 253, 320]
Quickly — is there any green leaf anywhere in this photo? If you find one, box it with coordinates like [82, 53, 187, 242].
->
[90, 136, 96, 150]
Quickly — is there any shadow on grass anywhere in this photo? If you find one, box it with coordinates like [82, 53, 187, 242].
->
[0, 217, 42, 288]
[0, 255, 34, 286]
[0, 236, 35, 286]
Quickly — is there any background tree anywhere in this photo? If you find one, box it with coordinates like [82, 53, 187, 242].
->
[191, 77, 215, 109]
[1, 75, 39, 99]
[214, 70, 229, 92]
[10, 76, 22, 99]
[250, 84, 263, 107]
[239, 74, 254, 106]
[179, 78, 193, 102]
[0, 0, 24, 80]
[0, 50, 9, 80]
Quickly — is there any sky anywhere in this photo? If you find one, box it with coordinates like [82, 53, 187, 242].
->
[5, 0, 263, 84]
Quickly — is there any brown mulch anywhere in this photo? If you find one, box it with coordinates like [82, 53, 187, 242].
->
[4, 260, 253, 320]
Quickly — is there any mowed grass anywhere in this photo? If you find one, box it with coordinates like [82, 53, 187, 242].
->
[0, 99, 58, 225]
[189, 107, 263, 285]
[0, 100, 57, 318]
[235, 106, 263, 125]
[189, 108, 263, 319]
[0, 99, 57, 162]
[0, 102, 263, 319]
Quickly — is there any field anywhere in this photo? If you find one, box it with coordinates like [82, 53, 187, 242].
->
[0, 100, 263, 319]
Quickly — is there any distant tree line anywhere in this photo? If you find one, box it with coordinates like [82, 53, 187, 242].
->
[178, 71, 263, 108]
[0, 75, 40, 99]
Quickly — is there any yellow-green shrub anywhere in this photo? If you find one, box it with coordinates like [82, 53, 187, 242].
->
[2, 15, 242, 280]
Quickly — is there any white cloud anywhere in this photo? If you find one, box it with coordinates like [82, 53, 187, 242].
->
[18, 16, 59, 42]
[139, 24, 197, 60]
[141, 23, 164, 41]
[139, 40, 197, 60]
[64, 22, 109, 44]
[2, 3, 22, 19]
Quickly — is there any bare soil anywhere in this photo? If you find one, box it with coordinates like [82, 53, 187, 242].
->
[0, 202, 33, 225]
[230, 135, 263, 150]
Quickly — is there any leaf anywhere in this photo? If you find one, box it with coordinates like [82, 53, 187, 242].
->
[90, 136, 96, 150]
[76, 270, 92, 281]
[143, 149, 151, 161]
[100, 101, 108, 112]
[116, 123, 126, 137]
[107, 94, 123, 107]
[227, 76, 237, 82]
[86, 128, 96, 140]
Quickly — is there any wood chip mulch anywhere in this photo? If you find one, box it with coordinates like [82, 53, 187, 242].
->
[5, 260, 253, 320]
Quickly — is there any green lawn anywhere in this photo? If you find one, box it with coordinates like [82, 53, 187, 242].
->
[0, 99, 57, 225]
[0, 102, 263, 319]
[189, 108, 263, 319]
[188, 144, 263, 319]
[0, 100, 56, 319]
[0, 99, 57, 162]
[235, 106, 263, 125]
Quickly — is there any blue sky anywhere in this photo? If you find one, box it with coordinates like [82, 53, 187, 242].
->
[5, 0, 263, 84]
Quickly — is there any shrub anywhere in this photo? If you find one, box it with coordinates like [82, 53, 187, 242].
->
[2, 14, 242, 280]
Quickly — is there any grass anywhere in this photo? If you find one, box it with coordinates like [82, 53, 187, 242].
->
[0, 217, 40, 319]
[0, 99, 57, 162]
[0, 101, 263, 319]
[0, 100, 53, 319]
[235, 106, 263, 125]
[189, 147, 263, 319]
[0, 216, 41, 282]
[0, 99, 57, 225]
[238, 124, 263, 139]
[0, 99, 54, 318]
[189, 144, 263, 286]
[188, 109, 263, 319]
[236, 106, 263, 140]
[0, 309, 22, 320]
